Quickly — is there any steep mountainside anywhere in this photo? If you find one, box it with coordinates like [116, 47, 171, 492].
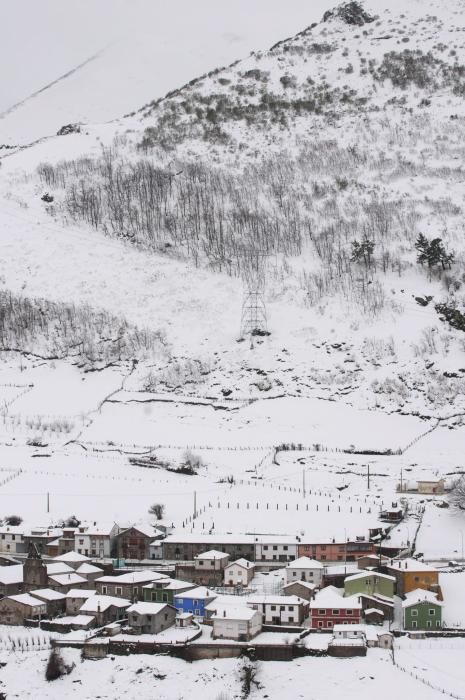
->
[2, 0, 465, 425]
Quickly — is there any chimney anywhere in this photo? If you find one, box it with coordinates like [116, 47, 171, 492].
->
[223, 610, 226, 617]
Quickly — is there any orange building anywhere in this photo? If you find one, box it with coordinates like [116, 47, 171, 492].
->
[298, 540, 375, 563]
[385, 558, 439, 597]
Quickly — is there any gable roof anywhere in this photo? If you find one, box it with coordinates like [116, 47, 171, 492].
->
[310, 586, 361, 609]
[212, 606, 260, 621]
[226, 558, 254, 570]
[174, 586, 216, 600]
[7, 593, 46, 608]
[46, 563, 74, 575]
[402, 589, 442, 608]
[80, 595, 131, 613]
[0, 564, 23, 585]
[31, 588, 67, 601]
[53, 551, 91, 564]
[48, 573, 87, 586]
[66, 589, 96, 599]
[96, 570, 166, 585]
[282, 580, 317, 592]
[247, 595, 305, 606]
[76, 563, 104, 575]
[287, 556, 323, 569]
[345, 571, 396, 583]
[127, 602, 172, 616]
[386, 558, 437, 573]
[195, 550, 229, 560]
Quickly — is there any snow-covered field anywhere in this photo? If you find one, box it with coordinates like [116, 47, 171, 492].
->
[0, 646, 451, 700]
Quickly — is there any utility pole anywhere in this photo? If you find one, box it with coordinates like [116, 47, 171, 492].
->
[193, 491, 197, 519]
[400, 468, 403, 493]
[46, 492, 49, 513]
[367, 464, 370, 491]
[303, 470, 306, 498]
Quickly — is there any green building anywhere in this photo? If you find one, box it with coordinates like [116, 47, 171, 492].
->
[344, 571, 395, 599]
[402, 589, 443, 630]
[142, 578, 194, 605]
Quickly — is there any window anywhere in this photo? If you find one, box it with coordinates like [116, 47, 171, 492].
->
[271, 606, 276, 611]
[414, 576, 419, 582]
[263, 546, 268, 551]
[411, 610, 418, 617]
[102, 586, 107, 594]
[164, 613, 168, 620]
[332, 609, 340, 615]
[194, 601, 198, 606]
[79, 539, 84, 545]
[321, 556, 326, 561]
[318, 609, 326, 615]
[147, 615, 151, 621]
[426, 621, 432, 628]
[280, 606, 285, 611]
[288, 606, 294, 611]
[194, 609, 200, 616]
[162, 593, 168, 602]
[411, 621, 417, 629]
[429, 609, 435, 616]
[293, 572, 297, 577]
[116, 587, 122, 596]
[436, 621, 441, 627]
[318, 621, 324, 628]
[273, 546, 278, 551]
[198, 561, 204, 566]
[327, 621, 333, 628]
[321, 545, 326, 550]
[346, 610, 353, 615]
[283, 546, 288, 551]
[289, 617, 294, 622]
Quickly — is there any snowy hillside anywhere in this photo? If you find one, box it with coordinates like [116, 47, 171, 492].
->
[2, 0, 465, 425]
[0, 0, 338, 145]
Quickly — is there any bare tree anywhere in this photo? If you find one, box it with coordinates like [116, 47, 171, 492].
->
[450, 477, 465, 510]
[148, 503, 165, 520]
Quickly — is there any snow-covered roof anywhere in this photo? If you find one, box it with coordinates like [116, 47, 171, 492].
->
[287, 556, 323, 569]
[226, 558, 254, 569]
[31, 588, 67, 601]
[247, 595, 305, 606]
[402, 589, 442, 608]
[128, 602, 171, 616]
[212, 606, 259, 621]
[386, 558, 437, 573]
[0, 564, 23, 584]
[0, 526, 24, 535]
[310, 586, 361, 609]
[7, 593, 46, 608]
[333, 624, 366, 633]
[324, 564, 359, 576]
[53, 551, 91, 563]
[48, 573, 87, 586]
[282, 581, 317, 591]
[142, 578, 194, 591]
[345, 571, 396, 583]
[96, 570, 166, 584]
[46, 563, 74, 575]
[364, 608, 384, 616]
[119, 524, 159, 538]
[174, 586, 216, 600]
[195, 550, 229, 560]
[80, 595, 131, 613]
[66, 589, 96, 599]
[76, 563, 104, 575]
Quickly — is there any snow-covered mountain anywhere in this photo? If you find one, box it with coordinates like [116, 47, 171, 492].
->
[2, 0, 465, 426]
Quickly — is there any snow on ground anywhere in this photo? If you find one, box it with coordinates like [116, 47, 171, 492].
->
[395, 638, 465, 699]
[0, 645, 451, 700]
[440, 571, 465, 628]
[0, 0, 339, 145]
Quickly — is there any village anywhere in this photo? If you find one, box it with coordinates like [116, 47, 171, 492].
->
[0, 480, 462, 666]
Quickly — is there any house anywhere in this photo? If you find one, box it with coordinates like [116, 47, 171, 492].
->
[323, 563, 359, 588]
[79, 595, 131, 626]
[174, 586, 217, 619]
[285, 557, 324, 586]
[0, 593, 47, 625]
[282, 581, 316, 602]
[0, 564, 24, 598]
[194, 550, 230, 572]
[46, 528, 78, 557]
[176, 612, 194, 628]
[48, 572, 88, 593]
[357, 554, 389, 570]
[0, 526, 26, 554]
[116, 526, 158, 560]
[22, 527, 63, 555]
[52, 551, 91, 569]
[74, 523, 119, 558]
[344, 571, 395, 599]
[364, 607, 385, 625]
[333, 624, 366, 640]
[75, 563, 104, 585]
[328, 625, 367, 658]
[224, 559, 255, 587]
[385, 559, 439, 597]
[149, 531, 166, 560]
[127, 602, 177, 634]
[142, 578, 195, 605]
[379, 507, 403, 523]
[66, 589, 97, 615]
[298, 539, 375, 563]
[309, 586, 362, 629]
[417, 479, 446, 495]
[255, 537, 298, 563]
[212, 606, 262, 641]
[95, 570, 166, 601]
[162, 534, 256, 562]
[176, 550, 230, 586]
[31, 589, 66, 617]
[402, 589, 443, 630]
[247, 595, 307, 626]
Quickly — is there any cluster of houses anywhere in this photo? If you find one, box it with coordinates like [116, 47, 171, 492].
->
[0, 535, 444, 644]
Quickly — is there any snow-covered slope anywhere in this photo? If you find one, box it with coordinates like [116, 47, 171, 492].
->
[0, 0, 340, 145]
[2, 0, 465, 425]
